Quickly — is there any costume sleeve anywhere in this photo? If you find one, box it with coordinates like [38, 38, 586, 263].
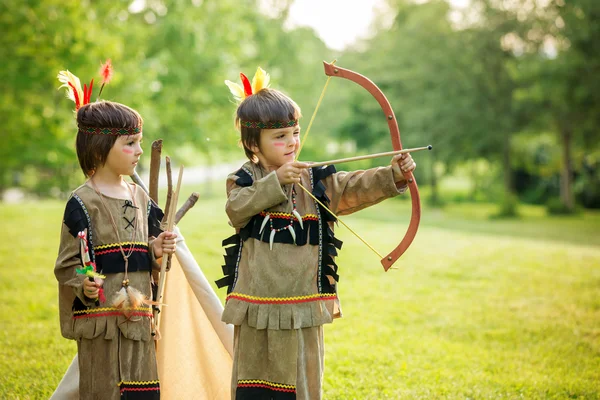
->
[225, 170, 288, 229]
[325, 165, 407, 216]
[54, 197, 96, 338]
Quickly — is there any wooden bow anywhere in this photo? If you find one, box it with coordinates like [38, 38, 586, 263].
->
[303, 61, 422, 271]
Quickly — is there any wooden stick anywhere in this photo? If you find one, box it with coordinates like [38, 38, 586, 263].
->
[305, 145, 432, 168]
[161, 157, 174, 272]
[130, 171, 149, 194]
[153, 165, 184, 335]
[161, 156, 173, 226]
[149, 140, 163, 204]
[175, 192, 200, 225]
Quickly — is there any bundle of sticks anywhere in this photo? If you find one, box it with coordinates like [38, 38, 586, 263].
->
[131, 139, 199, 336]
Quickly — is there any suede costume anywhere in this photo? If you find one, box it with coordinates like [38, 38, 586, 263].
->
[218, 161, 406, 399]
[55, 183, 163, 400]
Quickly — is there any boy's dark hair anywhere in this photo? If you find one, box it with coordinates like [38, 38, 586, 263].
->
[75, 101, 143, 177]
[235, 88, 301, 161]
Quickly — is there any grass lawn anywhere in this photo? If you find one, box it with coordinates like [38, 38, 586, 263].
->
[0, 192, 598, 399]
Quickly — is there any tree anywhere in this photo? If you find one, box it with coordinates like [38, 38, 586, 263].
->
[519, 0, 600, 212]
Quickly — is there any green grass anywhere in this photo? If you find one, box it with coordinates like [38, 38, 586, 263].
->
[1, 195, 599, 399]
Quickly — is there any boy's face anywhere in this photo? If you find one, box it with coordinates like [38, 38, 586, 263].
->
[253, 126, 301, 170]
[103, 133, 143, 176]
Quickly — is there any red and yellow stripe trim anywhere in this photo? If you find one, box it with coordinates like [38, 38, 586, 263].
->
[238, 379, 295, 393]
[259, 211, 318, 221]
[118, 380, 160, 386]
[118, 380, 160, 394]
[227, 292, 337, 305]
[93, 242, 149, 256]
[94, 241, 147, 249]
[73, 306, 152, 319]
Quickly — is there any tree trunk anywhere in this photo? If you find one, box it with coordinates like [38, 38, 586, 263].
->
[496, 130, 519, 217]
[502, 131, 513, 195]
[469, 161, 478, 201]
[429, 153, 439, 206]
[559, 125, 575, 211]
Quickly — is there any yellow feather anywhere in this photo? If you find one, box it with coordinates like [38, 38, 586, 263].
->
[225, 79, 245, 102]
[57, 70, 84, 107]
[251, 67, 270, 94]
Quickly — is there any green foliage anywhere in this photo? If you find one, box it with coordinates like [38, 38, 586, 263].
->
[2, 198, 599, 398]
[492, 191, 520, 219]
[547, 197, 579, 215]
[1, 0, 600, 209]
[0, 0, 335, 196]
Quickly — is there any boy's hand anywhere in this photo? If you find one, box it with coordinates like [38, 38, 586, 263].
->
[391, 153, 416, 182]
[276, 162, 309, 185]
[153, 231, 178, 259]
[83, 277, 102, 299]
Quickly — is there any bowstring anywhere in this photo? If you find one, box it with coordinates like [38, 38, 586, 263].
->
[294, 60, 383, 261]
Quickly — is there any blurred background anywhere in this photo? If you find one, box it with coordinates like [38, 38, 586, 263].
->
[1, 0, 598, 216]
[1, 1, 599, 398]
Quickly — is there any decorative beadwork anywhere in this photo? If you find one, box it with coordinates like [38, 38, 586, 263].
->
[240, 119, 298, 129]
[271, 188, 296, 233]
[78, 126, 142, 135]
[238, 379, 296, 393]
[226, 292, 337, 304]
[73, 193, 95, 263]
[310, 168, 324, 293]
[260, 187, 303, 249]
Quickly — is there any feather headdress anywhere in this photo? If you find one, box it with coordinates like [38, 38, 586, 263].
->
[225, 66, 270, 102]
[57, 70, 88, 110]
[57, 59, 112, 110]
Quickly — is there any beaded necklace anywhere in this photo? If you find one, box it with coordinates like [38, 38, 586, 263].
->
[259, 185, 303, 249]
[89, 179, 139, 287]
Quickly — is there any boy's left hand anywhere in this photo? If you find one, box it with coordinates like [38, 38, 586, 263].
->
[153, 231, 178, 259]
[391, 153, 417, 182]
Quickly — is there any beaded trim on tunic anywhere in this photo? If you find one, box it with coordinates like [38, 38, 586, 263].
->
[311, 167, 324, 293]
[72, 193, 95, 263]
[72, 307, 152, 319]
[118, 380, 160, 396]
[93, 242, 149, 256]
[237, 379, 295, 393]
[226, 292, 337, 304]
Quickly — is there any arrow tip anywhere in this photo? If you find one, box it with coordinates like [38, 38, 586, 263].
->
[427, 145, 433, 150]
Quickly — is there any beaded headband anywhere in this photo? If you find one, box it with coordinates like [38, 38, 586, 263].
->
[239, 119, 298, 129]
[78, 126, 142, 136]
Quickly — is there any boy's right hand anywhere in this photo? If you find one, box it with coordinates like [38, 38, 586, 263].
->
[83, 277, 101, 299]
[276, 162, 309, 185]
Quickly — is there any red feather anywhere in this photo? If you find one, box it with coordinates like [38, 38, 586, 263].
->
[99, 59, 113, 85]
[87, 79, 94, 104]
[68, 82, 81, 109]
[83, 83, 88, 105]
[240, 73, 252, 97]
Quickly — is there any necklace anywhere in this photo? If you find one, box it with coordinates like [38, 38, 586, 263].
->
[259, 185, 303, 250]
[89, 179, 139, 286]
